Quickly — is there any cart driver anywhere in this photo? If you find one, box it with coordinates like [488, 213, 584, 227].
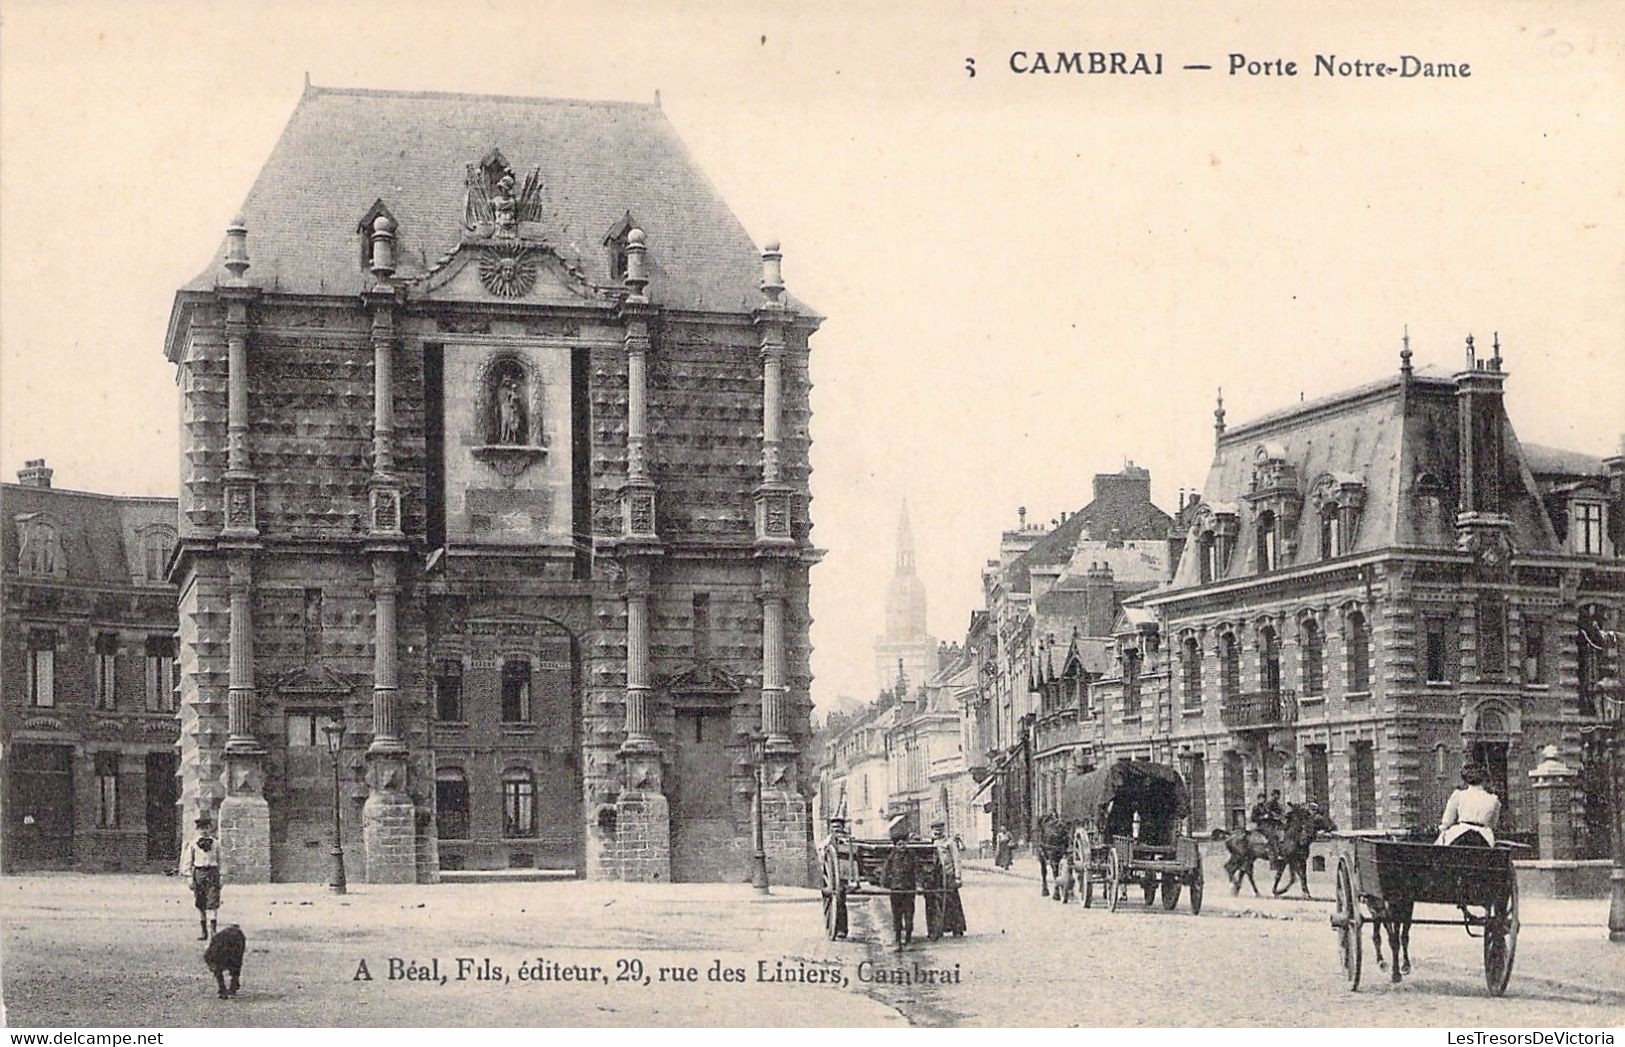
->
[1435, 764, 1500, 847]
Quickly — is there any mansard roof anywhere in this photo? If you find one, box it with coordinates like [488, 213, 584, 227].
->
[1, 481, 177, 586]
[182, 83, 800, 314]
[1168, 364, 1564, 588]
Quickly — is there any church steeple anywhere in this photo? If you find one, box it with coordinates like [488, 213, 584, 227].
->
[896, 498, 916, 573]
[884, 500, 927, 641]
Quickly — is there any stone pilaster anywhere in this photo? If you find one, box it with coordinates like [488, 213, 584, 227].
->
[1528, 745, 1578, 861]
[219, 553, 270, 882]
[220, 221, 259, 539]
[616, 558, 668, 880]
[362, 555, 414, 882]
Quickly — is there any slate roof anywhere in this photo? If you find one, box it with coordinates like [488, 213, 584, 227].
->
[1005, 493, 1172, 594]
[1, 483, 177, 586]
[184, 84, 799, 313]
[1523, 443, 1607, 478]
[1053, 540, 1171, 590]
[1168, 367, 1563, 588]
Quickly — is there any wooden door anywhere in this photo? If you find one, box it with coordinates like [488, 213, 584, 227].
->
[145, 751, 179, 861]
[11, 744, 75, 863]
[669, 711, 734, 881]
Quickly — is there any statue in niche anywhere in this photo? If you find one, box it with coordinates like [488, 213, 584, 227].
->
[487, 358, 531, 446]
[15, 515, 62, 576]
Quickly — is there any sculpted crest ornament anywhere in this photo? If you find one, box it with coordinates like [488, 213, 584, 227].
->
[477, 244, 538, 298]
[463, 149, 544, 238]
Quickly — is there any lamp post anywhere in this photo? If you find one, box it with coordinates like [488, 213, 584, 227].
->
[1582, 616, 1622, 942]
[747, 728, 770, 894]
[323, 722, 347, 895]
[1596, 669, 1622, 943]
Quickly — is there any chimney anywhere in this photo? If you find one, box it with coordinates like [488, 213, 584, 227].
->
[1083, 562, 1116, 636]
[17, 459, 52, 488]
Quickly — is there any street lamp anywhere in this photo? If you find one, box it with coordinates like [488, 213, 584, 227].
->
[1581, 616, 1622, 942]
[745, 728, 770, 894]
[323, 721, 347, 895]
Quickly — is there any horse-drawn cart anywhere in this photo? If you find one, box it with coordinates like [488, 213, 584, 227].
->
[1061, 760, 1204, 915]
[1329, 836, 1519, 995]
[818, 828, 943, 940]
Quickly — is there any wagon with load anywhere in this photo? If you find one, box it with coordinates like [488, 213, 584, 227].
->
[1060, 759, 1204, 914]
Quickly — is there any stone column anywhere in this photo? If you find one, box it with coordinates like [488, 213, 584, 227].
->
[218, 555, 270, 883]
[220, 219, 259, 539]
[1528, 745, 1578, 861]
[362, 452, 414, 880]
[760, 575, 789, 748]
[616, 560, 668, 881]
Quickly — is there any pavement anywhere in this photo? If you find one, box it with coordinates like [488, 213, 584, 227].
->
[2, 865, 1622, 1027]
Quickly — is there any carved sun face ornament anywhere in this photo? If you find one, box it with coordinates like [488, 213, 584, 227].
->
[478, 244, 538, 298]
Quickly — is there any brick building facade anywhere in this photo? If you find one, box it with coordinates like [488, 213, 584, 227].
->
[2, 461, 180, 872]
[1082, 345, 1623, 842]
[164, 85, 820, 884]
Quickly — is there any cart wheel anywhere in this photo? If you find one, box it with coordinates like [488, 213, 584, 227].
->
[820, 849, 844, 941]
[1484, 877, 1518, 997]
[1106, 846, 1123, 913]
[1189, 857, 1204, 915]
[1072, 828, 1094, 908]
[1335, 857, 1362, 992]
[1161, 875, 1182, 910]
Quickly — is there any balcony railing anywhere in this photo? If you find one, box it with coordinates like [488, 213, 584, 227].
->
[1220, 689, 1298, 730]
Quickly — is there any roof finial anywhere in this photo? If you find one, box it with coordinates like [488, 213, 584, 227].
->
[1400, 324, 1413, 376]
[1214, 387, 1226, 438]
[760, 240, 784, 305]
[1490, 331, 1502, 370]
[224, 216, 251, 283]
[623, 227, 648, 302]
[1465, 333, 1476, 369]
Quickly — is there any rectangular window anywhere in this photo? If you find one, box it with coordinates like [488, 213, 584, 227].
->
[145, 636, 176, 712]
[434, 660, 464, 721]
[96, 633, 119, 709]
[1184, 753, 1207, 832]
[1424, 619, 1448, 684]
[692, 593, 711, 661]
[1121, 649, 1141, 717]
[1576, 502, 1605, 554]
[503, 776, 536, 837]
[285, 711, 341, 747]
[1478, 599, 1506, 676]
[1306, 744, 1330, 813]
[28, 629, 56, 707]
[501, 659, 531, 723]
[436, 774, 470, 840]
[1523, 622, 1546, 684]
[1350, 741, 1377, 830]
[95, 752, 120, 828]
[1222, 751, 1246, 829]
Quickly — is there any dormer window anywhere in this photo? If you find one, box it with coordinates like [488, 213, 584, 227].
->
[1319, 510, 1341, 559]
[1573, 498, 1607, 555]
[1198, 531, 1217, 583]
[356, 199, 397, 271]
[1256, 511, 1279, 572]
[603, 211, 639, 283]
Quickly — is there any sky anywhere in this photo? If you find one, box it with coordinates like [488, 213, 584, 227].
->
[2, 1, 1622, 712]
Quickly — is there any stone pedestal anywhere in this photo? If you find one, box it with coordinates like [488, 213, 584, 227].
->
[218, 751, 270, 883]
[761, 788, 813, 888]
[362, 753, 417, 884]
[615, 747, 670, 882]
[1528, 744, 1578, 861]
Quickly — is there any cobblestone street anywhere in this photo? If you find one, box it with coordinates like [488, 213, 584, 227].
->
[3, 864, 1621, 1027]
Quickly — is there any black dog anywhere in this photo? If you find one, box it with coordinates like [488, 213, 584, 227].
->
[204, 924, 246, 999]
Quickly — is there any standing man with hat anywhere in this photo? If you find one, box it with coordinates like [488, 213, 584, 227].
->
[927, 820, 966, 940]
[181, 814, 223, 940]
[881, 814, 917, 949]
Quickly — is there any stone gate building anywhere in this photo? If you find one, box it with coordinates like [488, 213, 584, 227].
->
[163, 84, 820, 884]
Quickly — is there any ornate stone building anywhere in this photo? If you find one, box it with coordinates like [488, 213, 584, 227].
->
[1085, 342, 1622, 843]
[873, 501, 938, 694]
[2, 461, 180, 872]
[164, 85, 820, 883]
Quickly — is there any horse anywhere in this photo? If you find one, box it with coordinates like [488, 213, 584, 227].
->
[1223, 804, 1336, 897]
[1035, 813, 1074, 902]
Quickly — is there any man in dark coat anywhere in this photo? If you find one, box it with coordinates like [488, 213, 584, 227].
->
[928, 820, 966, 939]
[881, 815, 917, 949]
